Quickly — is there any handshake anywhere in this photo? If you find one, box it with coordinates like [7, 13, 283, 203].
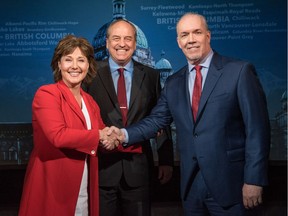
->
[99, 126, 125, 150]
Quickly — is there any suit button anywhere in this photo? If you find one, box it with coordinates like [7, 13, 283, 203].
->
[91, 150, 96, 155]
[192, 157, 197, 161]
[194, 133, 198, 138]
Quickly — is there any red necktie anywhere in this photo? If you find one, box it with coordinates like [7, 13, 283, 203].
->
[192, 65, 202, 121]
[117, 68, 128, 126]
[117, 68, 142, 153]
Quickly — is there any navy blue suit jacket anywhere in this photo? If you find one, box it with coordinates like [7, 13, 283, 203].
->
[125, 52, 270, 207]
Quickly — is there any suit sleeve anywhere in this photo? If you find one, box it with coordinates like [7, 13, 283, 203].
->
[126, 77, 174, 144]
[237, 63, 270, 186]
[148, 69, 174, 166]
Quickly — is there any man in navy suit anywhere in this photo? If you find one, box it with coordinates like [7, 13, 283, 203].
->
[114, 12, 270, 216]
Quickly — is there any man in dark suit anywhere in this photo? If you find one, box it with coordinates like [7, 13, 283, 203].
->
[117, 13, 270, 216]
[85, 19, 174, 216]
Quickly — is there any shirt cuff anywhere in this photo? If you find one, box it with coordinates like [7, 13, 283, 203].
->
[121, 128, 129, 143]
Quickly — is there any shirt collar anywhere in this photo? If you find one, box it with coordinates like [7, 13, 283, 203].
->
[108, 57, 133, 74]
[188, 50, 214, 72]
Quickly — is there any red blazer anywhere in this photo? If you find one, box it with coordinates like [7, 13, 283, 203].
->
[19, 80, 105, 216]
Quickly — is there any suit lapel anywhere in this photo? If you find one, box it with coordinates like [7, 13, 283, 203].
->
[176, 66, 195, 126]
[197, 53, 223, 120]
[183, 67, 195, 125]
[129, 62, 145, 116]
[97, 63, 124, 122]
[57, 81, 86, 127]
[81, 91, 100, 130]
[97, 64, 118, 104]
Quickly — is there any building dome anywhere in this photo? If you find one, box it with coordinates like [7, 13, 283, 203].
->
[155, 51, 174, 87]
[155, 51, 172, 70]
[93, 23, 109, 50]
[92, 0, 154, 67]
[134, 24, 148, 49]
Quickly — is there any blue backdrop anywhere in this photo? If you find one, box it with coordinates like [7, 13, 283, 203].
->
[0, 0, 286, 160]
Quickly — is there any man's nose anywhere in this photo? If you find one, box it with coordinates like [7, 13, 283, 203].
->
[118, 38, 126, 46]
[188, 33, 195, 42]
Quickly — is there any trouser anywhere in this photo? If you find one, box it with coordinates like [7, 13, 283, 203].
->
[99, 175, 150, 216]
[182, 171, 263, 216]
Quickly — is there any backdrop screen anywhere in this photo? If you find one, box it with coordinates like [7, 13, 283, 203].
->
[0, 0, 286, 160]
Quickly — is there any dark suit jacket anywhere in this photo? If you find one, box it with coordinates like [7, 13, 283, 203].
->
[85, 59, 174, 187]
[125, 52, 270, 207]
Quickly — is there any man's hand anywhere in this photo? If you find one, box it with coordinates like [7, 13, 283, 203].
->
[99, 127, 120, 150]
[107, 126, 126, 143]
[100, 126, 126, 150]
[242, 183, 263, 209]
[158, 165, 173, 184]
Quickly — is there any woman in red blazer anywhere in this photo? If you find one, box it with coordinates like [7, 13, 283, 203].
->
[18, 35, 117, 216]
